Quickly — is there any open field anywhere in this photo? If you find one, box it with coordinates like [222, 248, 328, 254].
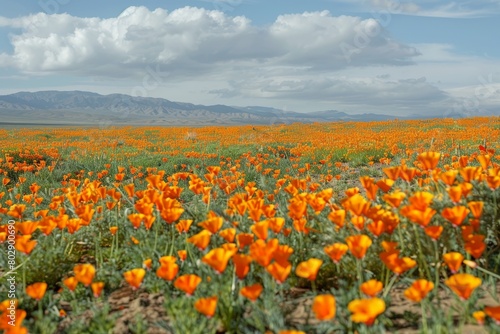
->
[1, 117, 500, 333]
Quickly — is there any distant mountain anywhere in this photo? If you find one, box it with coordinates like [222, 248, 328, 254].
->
[0, 90, 399, 126]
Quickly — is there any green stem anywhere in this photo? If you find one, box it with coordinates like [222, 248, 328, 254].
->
[413, 224, 431, 280]
[382, 274, 398, 298]
[421, 300, 428, 333]
[356, 259, 364, 294]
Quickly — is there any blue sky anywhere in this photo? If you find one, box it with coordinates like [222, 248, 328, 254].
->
[0, 0, 499, 116]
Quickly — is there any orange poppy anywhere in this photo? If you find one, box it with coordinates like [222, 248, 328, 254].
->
[266, 261, 292, 284]
[63, 277, 78, 291]
[424, 226, 443, 240]
[445, 273, 481, 300]
[14, 235, 37, 255]
[383, 191, 406, 208]
[202, 248, 235, 274]
[123, 268, 146, 290]
[273, 245, 294, 266]
[324, 243, 349, 264]
[91, 282, 105, 298]
[418, 152, 441, 170]
[240, 283, 263, 302]
[360, 280, 383, 297]
[174, 274, 202, 296]
[464, 234, 486, 258]
[177, 250, 187, 261]
[250, 238, 279, 267]
[312, 294, 336, 321]
[232, 253, 253, 280]
[348, 298, 386, 326]
[442, 206, 470, 227]
[194, 296, 218, 318]
[328, 209, 346, 228]
[251, 220, 269, 240]
[26, 282, 47, 301]
[345, 235, 372, 259]
[484, 306, 500, 324]
[467, 201, 484, 219]
[443, 252, 464, 273]
[187, 230, 212, 251]
[73, 264, 95, 287]
[295, 258, 323, 281]
[198, 216, 223, 234]
[404, 279, 434, 302]
[219, 228, 236, 242]
[236, 233, 255, 250]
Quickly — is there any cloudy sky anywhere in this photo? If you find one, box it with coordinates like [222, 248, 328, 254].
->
[0, 0, 499, 117]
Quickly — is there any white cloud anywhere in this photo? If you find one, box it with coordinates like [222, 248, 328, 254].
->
[0, 6, 419, 76]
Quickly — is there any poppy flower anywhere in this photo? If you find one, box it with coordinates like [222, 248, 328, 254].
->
[73, 264, 95, 286]
[240, 283, 263, 302]
[174, 274, 202, 296]
[187, 230, 212, 251]
[442, 206, 470, 227]
[109, 226, 118, 235]
[445, 273, 481, 300]
[464, 234, 486, 258]
[408, 192, 434, 211]
[63, 277, 78, 291]
[26, 282, 47, 301]
[202, 248, 235, 274]
[273, 245, 294, 266]
[417, 152, 441, 170]
[198, 216, 223, 234]
[251, 220, 269, 240]
[424, 225, 443, 240]
[467, 201, 484, 219]
[345, 235, 372, 259]
[232, 253, 253, 280]
[360, 280, 383, 297]
[267, 261, 292, 284]
[348, 298, 386, 326]
[123, 268, 146, 290]
[328, 210, 346, 228]
[404, 279, 434, 302]
[473, 310, 486, 325]
[91, 282, 105, 298]
[324, 243, 349, 264]
[194, 296, 217, 318]
[219, 228, 236, 242]
[14, 235, 38, 255]
[157, 260, 179, 281]
[484, 306, 500, 324]
[295, 258, 323, 281]
[250, 238, 279, 267]
[236, 233, 254, 250]
[383, 191, 406, 208]
[443, 252, 464, 273]
[312, 294, 336, 321]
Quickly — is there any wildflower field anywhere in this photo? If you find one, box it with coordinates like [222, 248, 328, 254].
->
[1, 117, 500, 334]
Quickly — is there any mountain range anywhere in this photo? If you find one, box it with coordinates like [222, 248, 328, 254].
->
[0, 90, 406, 126]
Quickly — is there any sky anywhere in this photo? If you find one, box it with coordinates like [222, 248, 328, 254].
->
[0, 0, 499, 117]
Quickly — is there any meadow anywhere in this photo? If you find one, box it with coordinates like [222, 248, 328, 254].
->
[0, 116, 500, 333]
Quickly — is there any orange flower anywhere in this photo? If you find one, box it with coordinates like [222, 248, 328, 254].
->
[328, 209, 346, 228]
[174, 274, 202, 296]
[14, 235, 37, 255]
[442, 206, 470, 227]
[143, 258, 152, 270]
[177, 250, 187, 261]
[443, 252, 464, 273]
[202, 248, 235, 274]
[109, 226, 118, 235]
[380, 251, 417, 275]
[194, 296, 217, 318]
[63, 277, 78, 291]
[424, 225, 443, 240]
[73, 264, 95, 286]
[240, 283, 263, 302]
[251, 220, 269, 240]
[383, 191, 406, 208]
[484, 306, 500, 324]
[467, 201, 484, 219]
[250, 238, 279, 267]
[324, 243, 349, 263]
[348, 298, 386, 326]
[236, 233, 254, 250]
[267, 261, 292, 284]
[187, 230, 212, 250]
[473, 310, 486, 325]
[219, 228, 236, 243]
[232, 253, 253, 280]
[404, 279, 434, 302]
[26, 282, 47, 301]
[312, 294, 336, 321]
[91, 282, 105, 298]
[198, 216, 223, 234]
[464, 234, 486, 258]
[343, 194, 370, 216]
[123, 268, 146, 290]
[445, 273, 481, 300]
[360, 279, 383, 297]
[273, 245, 294, 266]
[408, 192, 434, 211]
[295, 258, 323, 281]
[418, 152, 441, 170]
[345, 235, 372, 259]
